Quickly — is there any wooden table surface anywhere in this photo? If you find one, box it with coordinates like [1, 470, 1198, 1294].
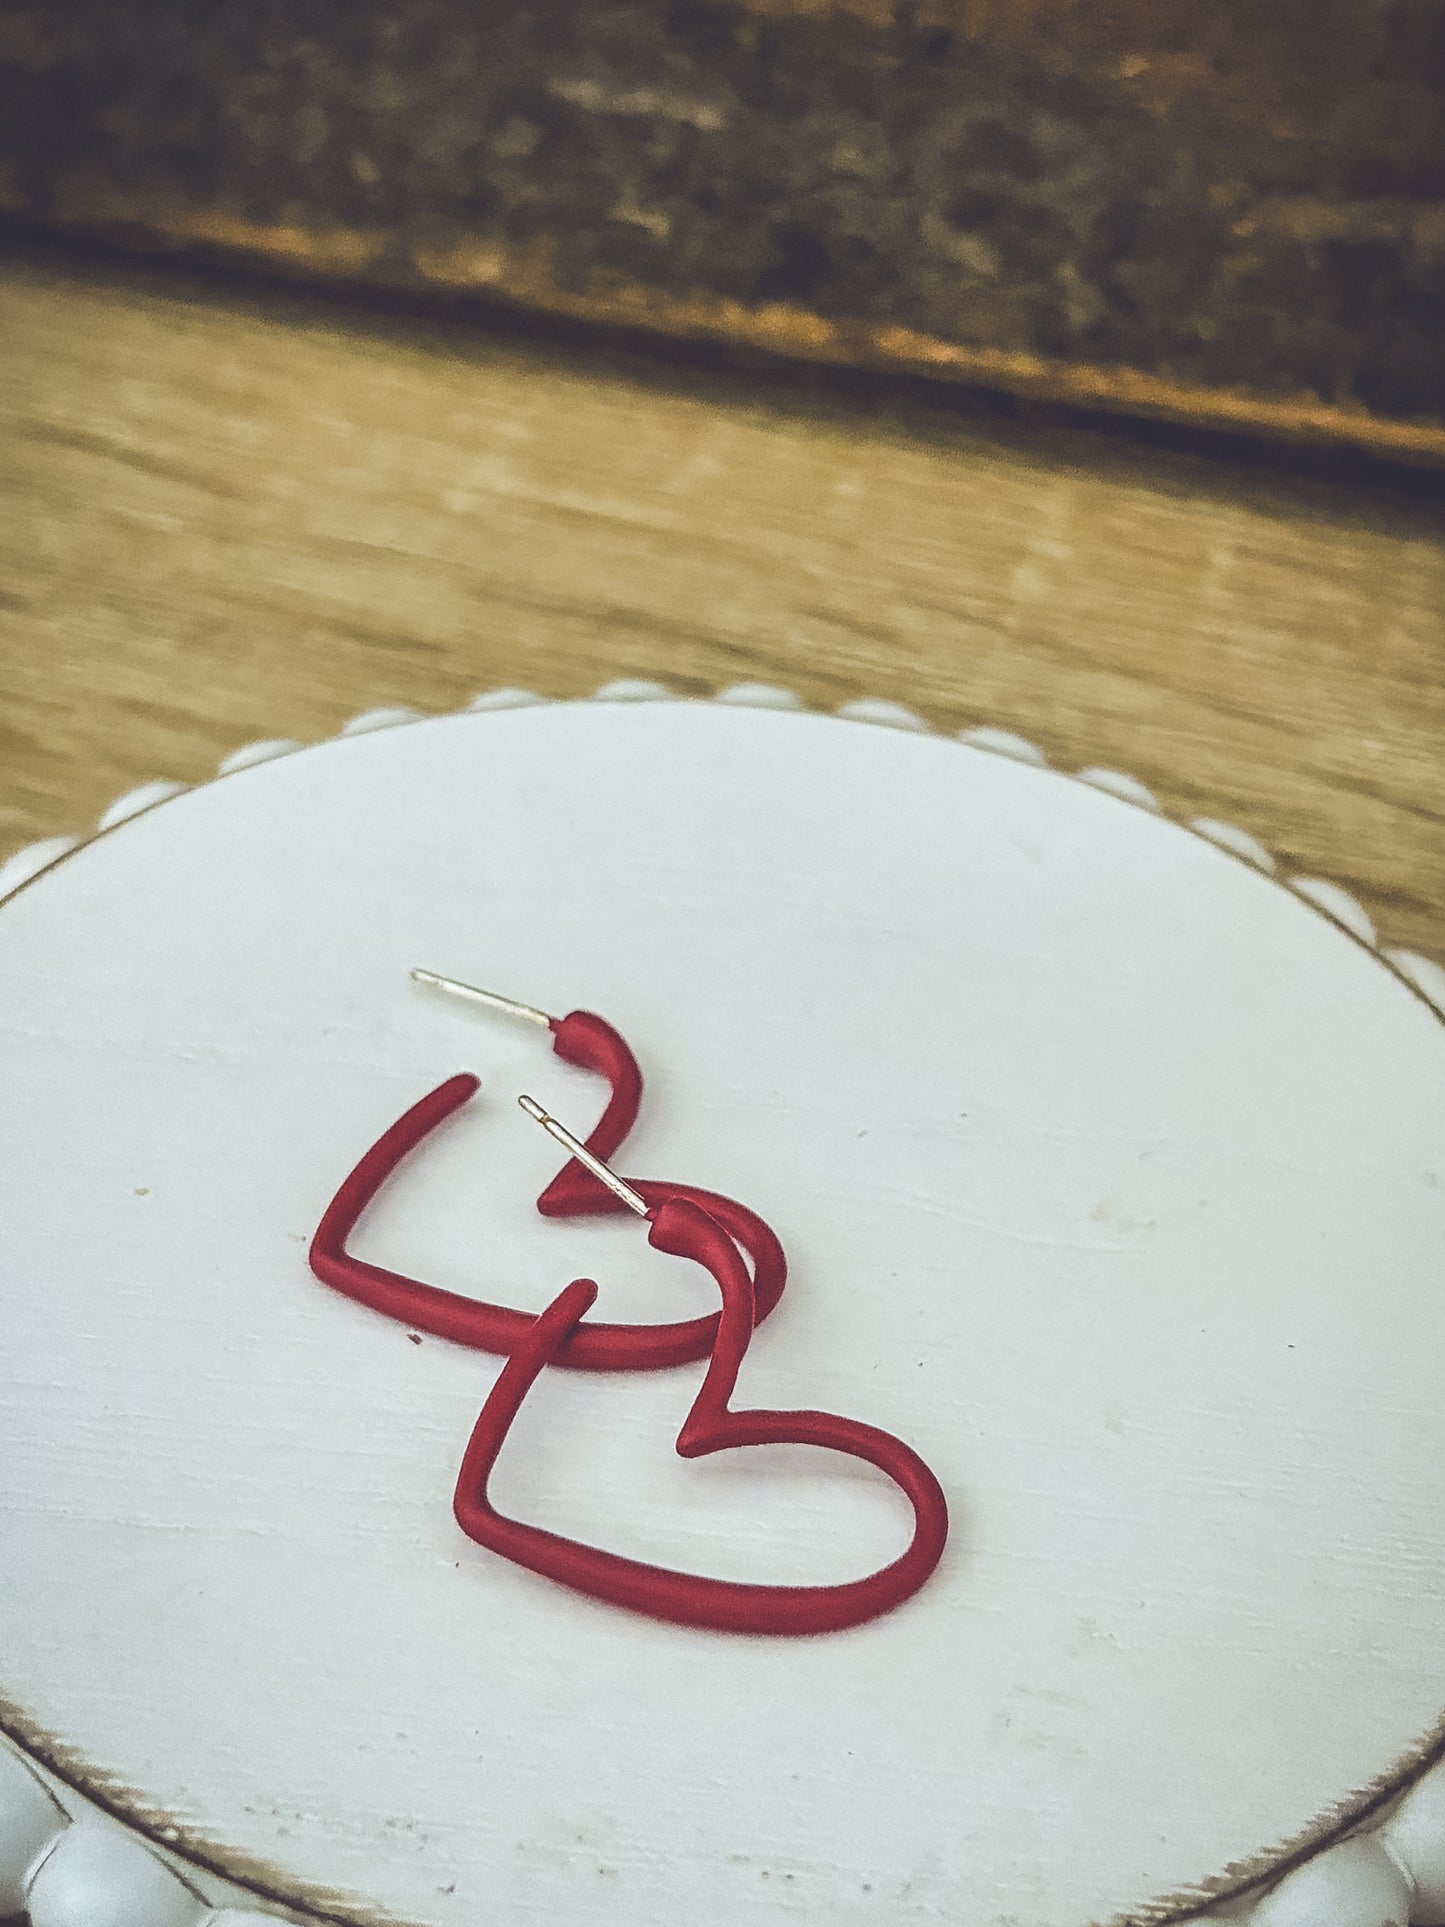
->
[2, 240, 1442, 958]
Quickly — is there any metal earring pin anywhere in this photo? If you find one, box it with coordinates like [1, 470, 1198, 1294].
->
[408, 967, 787, 1345]
[412, 965, 640, 1217]
[410, 968, 551, 1030]
[516, 1094, 649, 1216]
[308, 970, 788, 1371]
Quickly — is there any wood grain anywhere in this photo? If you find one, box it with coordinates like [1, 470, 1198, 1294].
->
[7, 0, 1445, 461]
[1, 242, 1443, 955]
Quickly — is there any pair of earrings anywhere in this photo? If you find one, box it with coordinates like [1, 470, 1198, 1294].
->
[309, 971, 948, 1636]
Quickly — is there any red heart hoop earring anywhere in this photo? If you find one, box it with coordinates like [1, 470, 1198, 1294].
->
[308, 972, 786, 1371]
[453, 1097, 950, 1636]
[409, 969, 641, 1218]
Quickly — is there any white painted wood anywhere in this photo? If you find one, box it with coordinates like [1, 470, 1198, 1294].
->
[1387, 951, 1445, 1017]
[0, 1738, 298, 1927]
[0, 836, 80, 900]
[215, 742, 306, 778]
[833, 696, 929, 730]
[337, 706, 426, 736]
[714, 683, 807, 711]
[1188, 818, 1277, 873]
[0, 700, 1442, 1927]
[1074, 765, 1162, 809]
[1248, 1838, 1414, 1926]
[590, 677, 677, 702]
[94, 782, 189, 833]
[1289, 875, 1379, 946]
[25, 1822, 201, 1927]
[1383, 1761, 1445, 1922]
[464, 689, 546, 713]
[956, 725, 1050, 767]
[0, 1740, 68, 1914]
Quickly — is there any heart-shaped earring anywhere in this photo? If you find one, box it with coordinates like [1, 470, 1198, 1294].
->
[309, 973, 785, 1370]
[409, 969, 642, 1218]
[453, 1098, 949, 1635]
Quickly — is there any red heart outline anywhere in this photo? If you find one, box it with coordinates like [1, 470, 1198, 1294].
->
[453, 1197, 949, 1635]
[309, 1008, 786, 1369]
[533, 1010, 642, 1216]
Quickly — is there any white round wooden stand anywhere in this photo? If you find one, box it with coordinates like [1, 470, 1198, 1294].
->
[1, 686, 1442, 1927]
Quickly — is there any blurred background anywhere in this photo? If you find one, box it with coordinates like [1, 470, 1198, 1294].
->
[1, 0, 1442, 952]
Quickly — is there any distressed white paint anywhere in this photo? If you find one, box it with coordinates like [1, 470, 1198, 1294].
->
[0, 1739, 67, 1913]
[0, 1734, 290, 1927]
[956, 725, 1049, 767]
[1290, 875, 1379, 946]
[94, 782, 190, 833]
[1384, 1759, 1445, 1920]
[833, 696, 929, 731]
[215, 741, 306, 778]
[1248, 1837, 1413, 1927]
[715, 683, 807, 711]
[1387, 950, 1445, 1018]
[0, 836, 80, 900]
[25, 1821, 202, 1927]
[464, 689, 546, 713]
[1188, 818, 1277, 874]
[337, 706, 426, 736]
[1, 700, 1443, 1927]
[590, 677, 675, 702]
[1074, 765, 1161, 811]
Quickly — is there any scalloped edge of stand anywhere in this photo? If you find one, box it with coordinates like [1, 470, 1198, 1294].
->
[2, 681, 1436, 1025]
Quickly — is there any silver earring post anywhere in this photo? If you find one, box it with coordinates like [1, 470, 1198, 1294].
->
[411, 967, 552, 1030]
[517, 1094, 650, 1218]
